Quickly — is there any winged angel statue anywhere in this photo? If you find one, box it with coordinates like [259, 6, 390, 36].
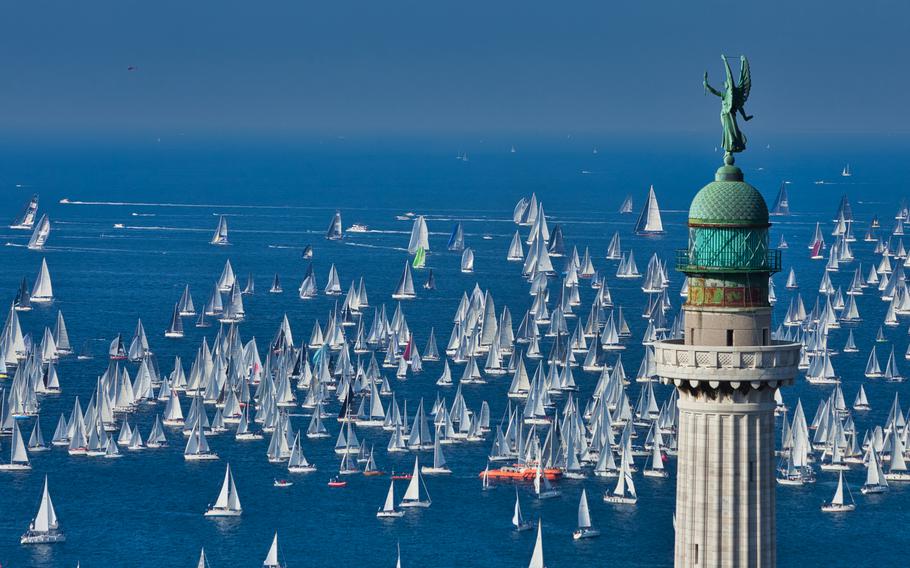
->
[704, 55, 752, 154]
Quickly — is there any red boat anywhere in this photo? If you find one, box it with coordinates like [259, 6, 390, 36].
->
[390, 471, 412, 480]
[480, 465, 562, 481]
[328, 477, 347, 488]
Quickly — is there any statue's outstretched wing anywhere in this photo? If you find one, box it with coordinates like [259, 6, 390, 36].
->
[736, 56, 751, 106]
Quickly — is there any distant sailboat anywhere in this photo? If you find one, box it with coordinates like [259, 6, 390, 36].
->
[205, 464, 242, 517]
[447, 222, 465, 252]
[412, 247, 427, 269]
[770, 182, 791, 216]
[27, 214, 51, 250]
[423, 269, 436, 291]
[20, 476, 64, 544]
[270, 273, 283, 294]
[635, 186, 663, 235]
[11, 194, 39, 230]
[841, 163, 852, 177]
[211, 215, 229, 245]
[392, 262, 417, 300]
[572, 488, 600, 539]
[407, 215, 430, 254]
[507, 231, 524, 261]
[619, 195, 633, 214]
[461, 248, 475, 273]
[326, 211, 343, 240]
[31, 258, 54, 303]
[165, 304, 184, 338]
[178, 285, 196, 316]
[821, 471, 855, 512]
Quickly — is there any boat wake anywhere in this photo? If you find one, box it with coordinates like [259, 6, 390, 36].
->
[345, 242, 409, 253]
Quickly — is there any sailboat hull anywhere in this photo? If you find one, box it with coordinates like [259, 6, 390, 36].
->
[21, 531, 65, 544]
[420, 467, 452, 475]
[573, 528, 601, 540]
[0, 463, 32, 471]
[205, 508, 241, 517]
[603, 495, 637, 504]
[184, 453, 219, 461]
[821, 503, 855, 513]
[377, 510, 405, 518]
[399, 500, 431, 508]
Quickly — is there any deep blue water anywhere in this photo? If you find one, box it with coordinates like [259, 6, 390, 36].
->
[0, 134, 908, 567]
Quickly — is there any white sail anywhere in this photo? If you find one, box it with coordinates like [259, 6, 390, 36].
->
[33, 476, 58, 533]
[11, 194, 39, 230]
[211, 215, 229, 245]
[31, 258, 54, 302]
[577, 488, 591, 528]
[635, 186, 664, 234]
[263, 532, 281, 567]
[407, 215, 430, 254]
[27, 214, 51, 250]
[528, 521, 545, 568]
[461, 248, 475, 273]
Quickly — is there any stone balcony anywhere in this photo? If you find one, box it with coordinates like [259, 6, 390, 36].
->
[653, 339, 801, 389]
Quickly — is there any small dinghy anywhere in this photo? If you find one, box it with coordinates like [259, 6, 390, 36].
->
[327, 477, 347, 488]
[274, 479, 294, 488]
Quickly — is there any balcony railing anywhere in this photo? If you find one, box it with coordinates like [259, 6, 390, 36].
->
[675, 248, 781, 274]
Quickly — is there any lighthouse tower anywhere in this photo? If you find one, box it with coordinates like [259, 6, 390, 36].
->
[654, 153, 800, 567]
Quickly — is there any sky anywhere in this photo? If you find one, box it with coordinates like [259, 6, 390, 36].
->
[0, 0, 906, 136]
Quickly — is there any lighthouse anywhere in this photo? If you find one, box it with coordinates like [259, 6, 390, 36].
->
[653, 152, 801, 567]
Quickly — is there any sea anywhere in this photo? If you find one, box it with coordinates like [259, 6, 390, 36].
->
[0, 132, 908, 567]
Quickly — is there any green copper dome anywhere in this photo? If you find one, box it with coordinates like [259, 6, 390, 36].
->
[688, 162, 769, 227]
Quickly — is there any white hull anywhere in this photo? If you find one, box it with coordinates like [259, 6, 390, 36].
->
[603, 495, 637, 504]
[420, 467, 452, 475]
[821, 503, 855, 513]
[205, 508, 241, 517]
[399, 500, 431, 508]
[643, 470, 669, 478]
[860, 485, 888, 495]
[0, 463, 32, 471]
[573, 528, 601, 540]
[185, 453, 219, 461]
[288, 466, 317, 473]
[377, 510, 405, 518]
[21, 532, 65, 544]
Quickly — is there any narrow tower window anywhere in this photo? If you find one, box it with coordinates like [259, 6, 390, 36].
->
[726, 329, 734, 346]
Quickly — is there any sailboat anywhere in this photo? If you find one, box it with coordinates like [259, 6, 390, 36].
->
[287, 433, 316, 472]
[420, 436, 452, 474]
[165, 304, 184, 338]
[377, 479, 405, 518]
[528, 521, 546, 568]
[31, 258, 54, 303]
[619, 195, 633, 214]
[507, 231, 524, 261]
[270, 273, 282, 293]
[447, 222, 465, 252]
[210, 215, 229, 245]
[603, 459, 637, 504]
[205, 464, 242, 516]
[572, 488, 600, 539]
[407, 216, 430, 254]
[21, 476, 64, 544]
[326, 211, 343, 240]
[643, 443, 668, 478]
[0, 421, 31, 471]
[821, 471, 855, 512]
[184, 422, 218, 461]
[852, 385, 870, 411]
[461, 248, 475, 273]
[27, 214, 51, 250]
[423, 269, 436, 291]
[177, 285, 196, 316]
[512, 488, 533, 531]
[263, 532, 285, 568]
[392, 261, 416, 300]
[841, 163, 852, 177]
[860, 448, 889, 494]
[399, 457, 431, 508]
[634, 186, 663, 235]
[533, 462, 561, 499]
[11, 194, 39, 230]
[770, 182, 791, 215]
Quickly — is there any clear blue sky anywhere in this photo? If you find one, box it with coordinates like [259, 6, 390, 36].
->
[0, 0, 905, 135]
